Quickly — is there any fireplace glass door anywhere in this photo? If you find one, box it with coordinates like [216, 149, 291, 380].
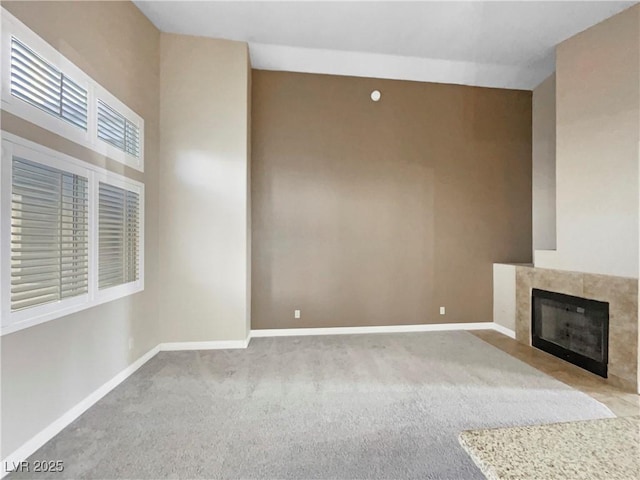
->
[532, 289, 609, 377]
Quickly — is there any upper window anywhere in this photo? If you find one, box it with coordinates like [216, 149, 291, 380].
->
[10, 37, 88, 131]
[97, 100, 141, 158]
[1, 133, 145, 335]
[1, 8, 145, 171]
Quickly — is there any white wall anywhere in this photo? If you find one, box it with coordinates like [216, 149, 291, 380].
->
[159, 33, 251, 342]
[535, 5, 640, 279]
[532, 74, 556, 252]
[493, 264, 516, 331]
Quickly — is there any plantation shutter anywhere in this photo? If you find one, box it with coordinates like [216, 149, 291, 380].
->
[61, 75, 89, 130]
[124, 120, 141, 157]
[98, 183, 140, 289]
[10, 158, 89, 311]
[124, 190, 140, 281]
[97, 100, 140, 157]
[10, 37, 88, 130]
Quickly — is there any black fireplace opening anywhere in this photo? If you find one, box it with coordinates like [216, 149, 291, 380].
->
[531, 289, 609, 378]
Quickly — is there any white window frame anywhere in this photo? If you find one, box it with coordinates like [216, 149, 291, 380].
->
[0, 132, 144, 335]
[1, 8, 145, 172]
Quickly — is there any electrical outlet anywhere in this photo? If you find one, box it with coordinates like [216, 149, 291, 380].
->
[294, 309, 301, 319]
[439, 306, 445, 315]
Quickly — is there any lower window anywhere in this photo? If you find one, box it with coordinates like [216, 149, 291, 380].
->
[1, 132, 144, 335]
[10, 158, 89, 312]
[98, 182, 140, 289]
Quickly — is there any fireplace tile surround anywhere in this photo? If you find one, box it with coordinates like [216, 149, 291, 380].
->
[513, 265, 638, 393]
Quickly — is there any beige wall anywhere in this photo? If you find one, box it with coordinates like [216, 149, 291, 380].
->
[493, 264, 517, 331]
[158, 33, 250, 342]
[532, 74, 556, 252]
[251, 70, 532, 329]
[535, 5, 640, 278]
[0, 1, 160, 458]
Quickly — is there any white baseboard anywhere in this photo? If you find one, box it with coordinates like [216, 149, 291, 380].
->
[251, 322, 498, 338]
[1, 345, 160, 479]
[491, 323, 516, 339]
[159, 336, 251, 351]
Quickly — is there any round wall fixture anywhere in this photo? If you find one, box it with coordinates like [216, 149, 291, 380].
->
[371, 90, 381, 102]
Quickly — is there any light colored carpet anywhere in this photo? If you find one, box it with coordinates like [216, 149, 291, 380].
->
[9, 332, 614, 479]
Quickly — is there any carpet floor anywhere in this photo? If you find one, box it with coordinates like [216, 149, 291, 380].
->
[9, 331, 614, 479]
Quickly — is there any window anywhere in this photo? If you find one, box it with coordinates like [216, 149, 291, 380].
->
[1, 133, 144, 335]
[1, 8, 144, 171]
[10, 37, 88, 130]
[98, 182, 140, 289]
[97, 100, 141, 158]
[11, 158, 89, 311]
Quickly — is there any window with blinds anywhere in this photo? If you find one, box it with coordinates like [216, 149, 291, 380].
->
[98, 183, 140, 290]
[10, 37, 88, 130]
[97, 100, 141, 158]
[3, 13, 145, 171]
[2, 135, 144, 333]
[10, 158, 89, 311]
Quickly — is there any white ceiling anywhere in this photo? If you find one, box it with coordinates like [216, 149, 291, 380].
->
[134, 1, 636, 90]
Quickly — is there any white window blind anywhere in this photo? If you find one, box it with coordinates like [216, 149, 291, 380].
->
[98, 182, 140, 290]
[97, 100, 140, 158]
[10, 158, 89, 311]
[10, 37, 88, 130]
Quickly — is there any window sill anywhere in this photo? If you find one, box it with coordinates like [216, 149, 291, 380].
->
[1, 283, 144, 336]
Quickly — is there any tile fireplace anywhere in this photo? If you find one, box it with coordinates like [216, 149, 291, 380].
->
[493, 263, 639, 393]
